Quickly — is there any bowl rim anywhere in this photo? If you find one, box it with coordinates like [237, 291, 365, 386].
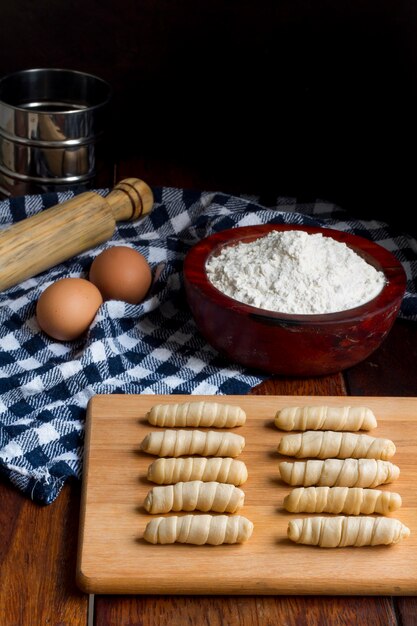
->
[183, 224, 407, 324]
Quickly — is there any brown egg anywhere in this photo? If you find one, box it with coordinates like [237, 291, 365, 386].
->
[88, 246, 152, 304]
[36, 278, 103, 341]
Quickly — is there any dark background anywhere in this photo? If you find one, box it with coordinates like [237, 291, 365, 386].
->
[1, 0, 416, 233]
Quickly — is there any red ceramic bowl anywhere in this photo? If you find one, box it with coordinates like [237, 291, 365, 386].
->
[183, 224, 407, 376]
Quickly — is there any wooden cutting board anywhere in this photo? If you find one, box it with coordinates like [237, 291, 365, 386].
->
[76, 394, 417, 595]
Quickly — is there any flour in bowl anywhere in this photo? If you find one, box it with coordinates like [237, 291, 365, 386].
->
[205, 230, 386, 314]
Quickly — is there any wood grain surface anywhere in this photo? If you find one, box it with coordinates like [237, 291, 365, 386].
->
[0, 477, 87, 626]
[1, 156, 416, 624]
[77, 394, 417, 595]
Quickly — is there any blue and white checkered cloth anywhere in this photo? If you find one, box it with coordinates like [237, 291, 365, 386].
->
[1, 186, 416, 504]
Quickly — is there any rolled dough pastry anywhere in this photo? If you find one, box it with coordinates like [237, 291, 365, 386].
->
[143, 481, 244, 514]
[279, 458, 400, 487]
[283, 486, 402, 515]
[275, 405, 377, 431]
[287, 516, 410, 547]
[140, 429, 245, 457]
[147, 457, 248, 486]
[143, 514, 254, 545]
[278, 430, 395, 460]
[147, 400, 246, 428]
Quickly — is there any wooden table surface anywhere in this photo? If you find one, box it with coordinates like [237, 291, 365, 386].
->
[1, 161, 416, 625]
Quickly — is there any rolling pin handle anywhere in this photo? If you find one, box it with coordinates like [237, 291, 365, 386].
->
[106, 178, 154, 222]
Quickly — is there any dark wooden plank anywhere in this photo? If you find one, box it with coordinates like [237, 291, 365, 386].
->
[0, 478, 87, 626]
[345, 320, 417, 397]
[250, 374, 346, 397]
[396, 598, 417, 626]
[94, 594, 398, 626]
[345, 318, 417, 625]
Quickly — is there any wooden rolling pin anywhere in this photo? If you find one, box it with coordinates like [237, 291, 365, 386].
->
[0, 178, 154, 292]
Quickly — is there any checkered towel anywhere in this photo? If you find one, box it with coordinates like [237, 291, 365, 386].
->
[0, 186, 416, 504]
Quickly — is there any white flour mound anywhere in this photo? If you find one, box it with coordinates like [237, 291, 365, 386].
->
[205, 230, 386, 314]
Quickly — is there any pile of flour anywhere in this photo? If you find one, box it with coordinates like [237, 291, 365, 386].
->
[205, 230, 386, 314]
